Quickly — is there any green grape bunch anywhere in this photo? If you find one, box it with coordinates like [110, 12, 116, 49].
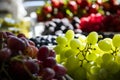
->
[54, 30, 120, 80]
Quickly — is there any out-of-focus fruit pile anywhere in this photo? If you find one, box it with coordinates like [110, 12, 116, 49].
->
[0, 31, 68, 80]
[0, 15, 31, 38]
[36, 0, 120, 32]
[36, 0, 120, 21]
[42, 17, 81, 35]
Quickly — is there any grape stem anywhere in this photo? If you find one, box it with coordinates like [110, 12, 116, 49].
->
[0, 62, 13, 80]
[23, 63, 38, 80]
[111, 47, 118, 56]
[76, 44, 93, 67]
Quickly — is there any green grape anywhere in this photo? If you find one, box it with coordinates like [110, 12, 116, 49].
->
[102, 53, 114, 64]
[86, 53, 97, 61]
[107, 61, 120, 74]
[112, 34, 120, 48]
[73, 67, 87, 80]
[59, 49, 67, 63]
[88, 74, 99, 80]
[115, 54, 120, 64]
[91, 45, 104, 55]
[70, 39, 82, 51]
[98, 68, 108, 80]
[104, 38, 115, 50]
[65, 55, 80, 73]
[98, 39, 112, 51]
[82, 60, 94, 72]
[90, 66, 100, 75]
[87, 31, 98, 45]
[65, 30, 74, 41]
[56, 36, 68, 45]
[78, 34, 87, 43]
[77, 52, 84, 60]
[64, 49, 75, 58]
[56, 54, 60, 63]
[54, 45, 63, 54]
[95, 56, 103, 65]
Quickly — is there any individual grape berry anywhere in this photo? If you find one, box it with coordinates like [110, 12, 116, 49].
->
[7, 36, 26, 51]
[40, 68, 55, 80]
[49, 49, 56, 58]
[0, 47, 11, 62]
[43, 57, 56, 68]
[53, 64, 67, 77]
[37, 45, 50, 61]
[87, 31, 98, 45]
[112, 34, 120, 48]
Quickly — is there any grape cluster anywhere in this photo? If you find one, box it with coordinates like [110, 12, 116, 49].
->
[42, 17, 81, 35]
[37, 46, 67, 80]
[0, 31, 67, 80]
[54, 30, 120, 80]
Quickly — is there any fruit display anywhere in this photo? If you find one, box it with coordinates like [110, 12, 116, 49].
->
[42, 17, 81, 35]
[54, 30, 120, 80]
[35, 0, 120, 33]
[36, 0, 120, 22]
[38, 13, 120, 35]
[79, 13, 120, 32]
[0, 15, 31, 38]
[0, 31, 68, 80]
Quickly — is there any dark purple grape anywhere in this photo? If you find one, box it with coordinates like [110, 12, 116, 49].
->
[0, 47, 11, 62]
[0, 31, 7, 39]
[24, 59, 39, 74]
[17, 33, 26, 38]
[49, 50, 56, 58]
[53, 64, 67, 77]
[41, 68, 55, 80]
[7, 36, 26, 51]
[9, 58, 39, 80]
[43, 57, 56, 68]
[37, 45, 50, 61]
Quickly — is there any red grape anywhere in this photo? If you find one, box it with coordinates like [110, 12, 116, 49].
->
[0, 47, 11, 62]
[49, 49, 56, 58]
[7, 36, 26, 51]
[53, 64, 67, 77]
[43, 57, 56, 68]
[37, 45, 50, 61]
[41, 68, 55, 80]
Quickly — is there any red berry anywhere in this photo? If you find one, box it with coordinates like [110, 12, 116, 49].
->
[68, 1, 78, 12]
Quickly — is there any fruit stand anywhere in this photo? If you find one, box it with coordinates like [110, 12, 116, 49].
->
[0, 0, 120, 80]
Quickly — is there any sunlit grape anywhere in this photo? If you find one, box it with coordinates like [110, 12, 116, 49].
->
[112, 34, 120, 48]
[77, 52, 84, 60]
[65, 55, 80, 73]
[54, 45, 64, 54]
[98, 39, 112, 51]
[70, 39, 82, 50]
[64, 49, 75, 58]
[78, 34, 86, 43]
[95, 56, 103, 65]
[56, 36, 68, 45]
[65, 30, 74, 41]
[86, 53, 97, 61]
[87, 31, 98, 45]
[115, 54, 120, 64]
